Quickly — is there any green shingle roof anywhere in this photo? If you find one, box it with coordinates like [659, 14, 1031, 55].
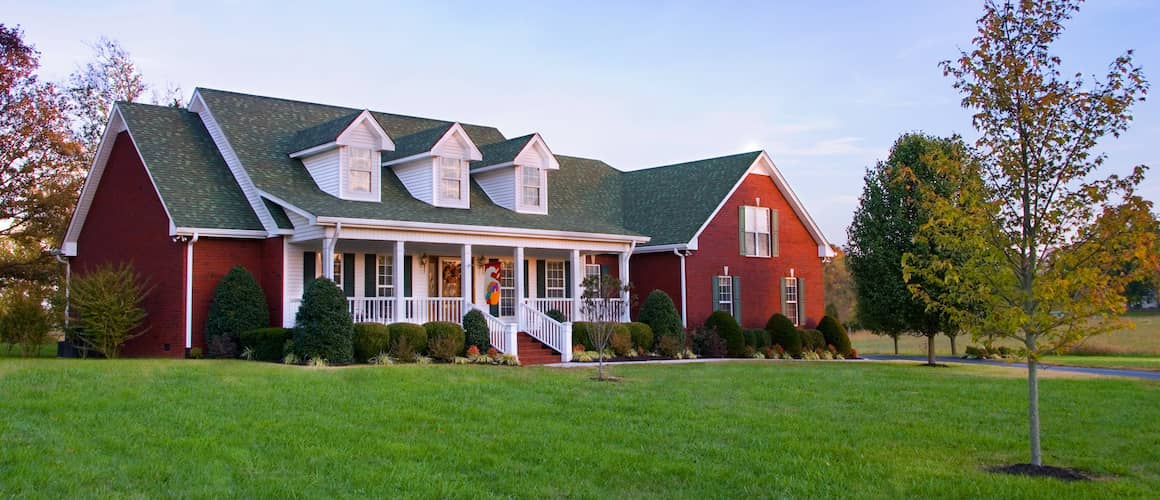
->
[379, 123, 454, 162]
[286, 111, 361, 153]
[621, 151, 762, 246]
[471, 134, 535, 171]
[263, 198, 293, 230]
[116, 102, 264, 231]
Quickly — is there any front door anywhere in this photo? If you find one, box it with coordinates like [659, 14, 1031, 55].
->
[438, 257, 462, 298]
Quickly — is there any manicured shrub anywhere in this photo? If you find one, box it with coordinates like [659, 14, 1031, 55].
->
[206, 266, 269, 358]
[817, 315, 853, 356]
[462, 310, 490, 351]
[545, 309, 566, 323]
[388, 322, 427, 355]
[239, 327, 292, 362]
[704, 310, 745, 357]
[625, 322, 654, 352]
[293, 278, 354, 364]
[745, 328, 771, 349]
[352, 323, 391, 363]
[802, 329, 825, 351]
[657, 335, 683, 357]
[70, 263, 150, 358]
[691, 326, 726, 358]
[429, 334, 462, 362]
[424, 321, 466, 357]
[572, 322, 594, 350]
[638, 290, 682, 340]
[610, 329, 633, 356]
[766, 313, 802, 358]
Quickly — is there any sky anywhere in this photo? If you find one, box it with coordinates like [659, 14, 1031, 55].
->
[5, 0, 1159, 245]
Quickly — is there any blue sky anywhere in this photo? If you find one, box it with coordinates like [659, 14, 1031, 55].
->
[6, 0, 1158, 245]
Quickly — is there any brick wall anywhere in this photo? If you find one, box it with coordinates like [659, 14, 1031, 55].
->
[628, 251, 684, 321]
[189, 237, 283, 352]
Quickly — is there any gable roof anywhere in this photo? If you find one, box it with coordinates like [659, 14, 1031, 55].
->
[380, 123, 455, 162]
[621, 151, 761, 247]
[286, 111, 362, 154]
[471, 134, 535, 171]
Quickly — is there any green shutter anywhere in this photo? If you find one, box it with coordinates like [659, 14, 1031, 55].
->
[303, 252, 317, 289]
[771, 209, 780, 257]
[364, 254, 377, 298]
[536, 260, 547, 298]
[780, 278, 787, 316]
[738, 207, 747, 256]
[404, 255, 413, 298]
[522, 260, 529, 298]
[732, 277, 742, 325]
[798, 278, 806, 327]
[343, 253, 355, 297]
[564, 262, 572, 298]
[600, 264, 610, 279]
[711, 276, 720, 311]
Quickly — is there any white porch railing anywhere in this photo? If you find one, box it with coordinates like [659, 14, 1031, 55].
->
[525, 298, 573, 320]
[471, 305, 517, 357]
[405, 297, 463, 323]
[524, 298, 629, 323]
[518, 302, 573, 362]
[348, 297, 395, 324]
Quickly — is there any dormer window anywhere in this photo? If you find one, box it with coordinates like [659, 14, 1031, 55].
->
[439, 157, 464, 202]
[521, 167, 542, 207]
[348, 148, 374, 193]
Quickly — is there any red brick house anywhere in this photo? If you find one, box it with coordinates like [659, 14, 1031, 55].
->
[62, 89, 833, 361]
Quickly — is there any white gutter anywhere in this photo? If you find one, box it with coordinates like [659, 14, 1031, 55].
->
[185, 232, 199, 353]
[674, 249, 688, 328]
[313, 216, 651, 244]
[54, 252, 70, 328]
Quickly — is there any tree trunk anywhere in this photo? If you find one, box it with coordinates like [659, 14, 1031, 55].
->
[949, 335, 958, 356]
[1028, 356, 1042, 466]
[926, 334, 936, 366]
[892, 335, 899, 355]
[597, 353, 605, 380]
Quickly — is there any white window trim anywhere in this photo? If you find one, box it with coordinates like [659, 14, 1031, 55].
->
[434, 157, 469, 208]
[340, 146, 380, 201]
[545, 260, 566, 298]
[333, 254, 344, 290]
[785, 277, 799, 326]
[515, 165, 548, 214]
[718, 275, 734, 316]
[499, 259, 515, 317]
[376, 254, 394, 297]
[742, 205, 772, 258]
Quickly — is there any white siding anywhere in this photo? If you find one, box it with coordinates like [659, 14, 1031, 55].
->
[412, 256, 429, 299]
[283, 242, 319, 327]
[302, 149, 341, 197]
[475, 168, 516, 211]
[392, 158, 435, 205]
[340, 120, 382, 150]
[515, 141, 549, 169]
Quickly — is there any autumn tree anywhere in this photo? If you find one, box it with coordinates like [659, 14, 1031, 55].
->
[847, 133, 966, 364]
[0, 25, 84, 290]
[822, 245, 857, 327]
[914, 0, 1155, 468]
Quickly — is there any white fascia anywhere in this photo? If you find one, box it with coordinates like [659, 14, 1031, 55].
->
[288, 141, 337, 159]
[336, 110, 395, 151]
[632, 243, 690, 254]
[172, 227, 269, 239]
[313, 216, 651, 245]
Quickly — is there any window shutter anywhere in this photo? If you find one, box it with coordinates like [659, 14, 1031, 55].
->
[738, 207, 747, 256]
[523, 259, 529, 298]
[404, 255, 413, 298]
[564, 261, 572, 298]
[771, 209, 780, 257]
[780, 278, 787, 316]
[732, 277, 742, 324]
[303, 251, 317, 289]
[712, 276, 721, 311]
[798, 279, 806, 327]
[364, 254, 377, 298]
[343, 253, 355, 297]
[600, 264, 610, 279]
[536, 260, 547, 298]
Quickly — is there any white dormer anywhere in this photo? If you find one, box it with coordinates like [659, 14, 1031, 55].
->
[384, 123, 482, 209]
[289, 110, 394, 202]
[473, 133, 559, 214]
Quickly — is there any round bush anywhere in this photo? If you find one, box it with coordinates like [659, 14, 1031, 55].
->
[572, 322, 594, 350]
[801, 329, 825, 351]
[704, 311, 745, 357]
[293, 278, 353, 364]
[424, 321, 466, 354]
[462, 310, 490, 351]
[388, 322, 427, 355]
[638, 290, 683, 340]
[239, 327, 292, 362]
[766, 313, 802, 357]
[625, 322, 654, 352]
[352, 323, 392, 363]
[817, 315, 853, 356]
[746, 328, 771, 349]
[206, 266, 269, 358]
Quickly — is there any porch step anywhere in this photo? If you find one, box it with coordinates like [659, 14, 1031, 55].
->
[515, 332, 561, 366]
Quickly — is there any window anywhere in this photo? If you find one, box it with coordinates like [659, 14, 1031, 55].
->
[376, 255, 394, 297]
[439, 157, 462, 201]
[499, 261, 515, 317]
[522, 167, 542, 207]
[785, 277, 799, 326]
[584, 263, 602, 290]
[348, 148, 374, 193]
[332, 253, 343, 290]
[545, 261, 565, 298]
[717, 276, 734, 316]
[741, 206, 772, 257]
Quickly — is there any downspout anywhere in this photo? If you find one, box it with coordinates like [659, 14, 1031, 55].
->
[185, 232, 199, 355]
[673, 249, 688, 328]
[54, 252, 70, 329]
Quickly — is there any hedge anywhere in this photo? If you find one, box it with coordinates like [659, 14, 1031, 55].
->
[388, 323, 428, 354]
[705, 311, 745, 357]
[424, 321, 466, 357]
[766, 313, 802, 357]
[572, 322, 629, 351]
[353, 323, 392, 363]
[625, 322, 655, 352]
[817, 315, 853, 356]
[801, 329, 825, 352]
[239, 327, 292, 362]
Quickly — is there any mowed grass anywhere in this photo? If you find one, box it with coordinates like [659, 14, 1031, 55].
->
[850, 311, 1160, 370]
[1, 359, 1157, 498]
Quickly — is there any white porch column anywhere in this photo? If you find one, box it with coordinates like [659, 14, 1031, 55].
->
[514, 246, 525, 318]
[619, 251, 631, 322]
[570, 249, 582, 322]
[393, 240, 405, 322]
[321, 236, 336, 279]
[461, 244, 473, 314]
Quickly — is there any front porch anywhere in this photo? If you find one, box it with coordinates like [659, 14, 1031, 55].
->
[287, 228, 636, 363]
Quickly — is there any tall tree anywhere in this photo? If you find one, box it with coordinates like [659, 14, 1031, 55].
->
[66, 37, 148, 155]
[822, 245, 857, 326]
[847, 133, 965, 364]
[918, 0, 1154, 467]
[0, 25, 84, 289]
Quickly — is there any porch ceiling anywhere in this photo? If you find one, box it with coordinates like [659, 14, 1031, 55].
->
[326, 239, 600, 259]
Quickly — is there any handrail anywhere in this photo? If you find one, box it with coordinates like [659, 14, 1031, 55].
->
[518, 302, 572, 361]
[471, 305, 517, 356]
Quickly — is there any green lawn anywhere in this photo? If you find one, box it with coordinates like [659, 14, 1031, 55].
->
[1, 359, 1157, 497]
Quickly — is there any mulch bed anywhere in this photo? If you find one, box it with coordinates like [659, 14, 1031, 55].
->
[987, 463, 1091, 481]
